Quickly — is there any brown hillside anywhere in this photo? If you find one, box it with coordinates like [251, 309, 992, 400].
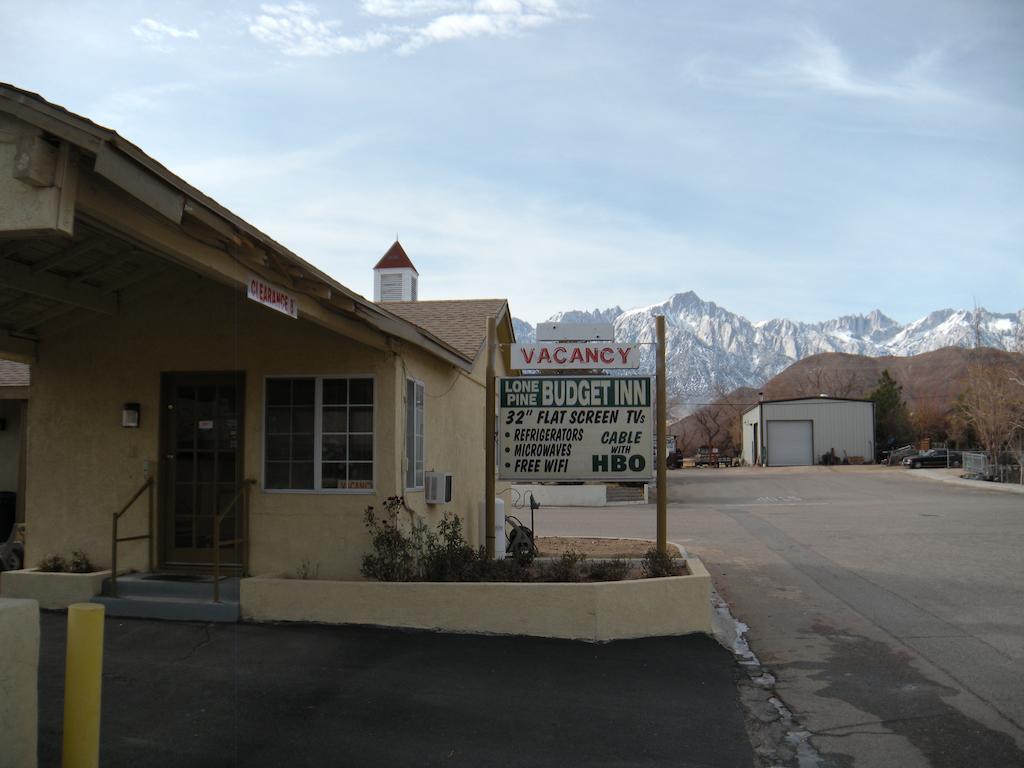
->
[762, 346, 1023, 412]
[668, 347, 1023, 456]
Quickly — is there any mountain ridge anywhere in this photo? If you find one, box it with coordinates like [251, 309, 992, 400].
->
[512, 293, 1023, 409]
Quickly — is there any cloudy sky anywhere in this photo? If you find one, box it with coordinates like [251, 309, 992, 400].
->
[2, 0, 1021, 324]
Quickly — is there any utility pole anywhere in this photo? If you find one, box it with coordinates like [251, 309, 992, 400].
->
[656, 315, 667, 554]
[485, 315, 497, 559]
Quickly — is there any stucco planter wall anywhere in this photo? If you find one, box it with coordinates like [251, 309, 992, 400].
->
[241, 557, 712, 641]
[0, 568, 111, 609]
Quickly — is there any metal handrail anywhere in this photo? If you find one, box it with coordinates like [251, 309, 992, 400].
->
[110, 477, 155, 598]
[212, 479, 254, 603]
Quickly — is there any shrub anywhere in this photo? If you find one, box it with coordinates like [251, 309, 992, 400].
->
[360, 502, 417, 582]
[69, 550, 95, 573]
[640, 548, 684, 578]
[477, 555, 531, 583]
[587, 558, 631, 582]
[421, 513, 480, 582]
[539, 549, 587, 583]
[37, 554, 67, 572]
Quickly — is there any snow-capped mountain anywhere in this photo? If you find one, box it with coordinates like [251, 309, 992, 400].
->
[512, 293, 1023, 407]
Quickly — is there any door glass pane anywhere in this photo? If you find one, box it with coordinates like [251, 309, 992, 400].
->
[197, 452, 215, 483]
[218, 453, 236, 483]
[176, 452, 195, 484]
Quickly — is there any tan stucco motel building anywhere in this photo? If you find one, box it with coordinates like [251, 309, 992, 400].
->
[0, 84, 515, 584]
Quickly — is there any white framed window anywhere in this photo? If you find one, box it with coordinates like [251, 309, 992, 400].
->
[405, 378, 425, 490]
[264, 376, 374, 493]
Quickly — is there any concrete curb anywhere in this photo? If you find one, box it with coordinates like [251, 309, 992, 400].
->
[904, 468, 1024, 495]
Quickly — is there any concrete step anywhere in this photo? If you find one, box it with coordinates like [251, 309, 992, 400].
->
[102, 573, 240, 601]
[93, 573, 241, 622]
[92, 594, 239, 623]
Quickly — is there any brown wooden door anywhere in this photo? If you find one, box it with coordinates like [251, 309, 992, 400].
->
[160, 372, 245, 568]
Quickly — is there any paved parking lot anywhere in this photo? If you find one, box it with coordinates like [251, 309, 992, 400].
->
[38, 614, 755, 768]
[541, 466, 1024, 767]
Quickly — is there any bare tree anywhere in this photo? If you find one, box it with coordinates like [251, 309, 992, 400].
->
[692, 406, 723, 450]
[774, 365, 869, 400]
[955, 360, 1024, 476]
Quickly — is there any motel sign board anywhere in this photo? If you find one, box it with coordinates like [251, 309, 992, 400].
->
[498, 376, 654, 482]
[510, 343, 640, 370]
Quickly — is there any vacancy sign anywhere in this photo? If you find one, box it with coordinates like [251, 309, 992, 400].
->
[511, 343, 639, 370]
[498, 376, 654, 481]
[247, 274, 298, 319]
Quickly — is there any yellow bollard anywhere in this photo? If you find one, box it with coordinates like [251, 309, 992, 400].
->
[62, 602, 105, 768]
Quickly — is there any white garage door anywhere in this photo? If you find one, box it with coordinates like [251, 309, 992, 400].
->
[767, 420, 813, 466]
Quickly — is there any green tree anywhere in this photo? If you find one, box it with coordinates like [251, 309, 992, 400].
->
[869, 369, 912, 454]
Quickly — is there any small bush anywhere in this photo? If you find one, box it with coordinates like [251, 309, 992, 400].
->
[69, 550, 95, 573]
[296, 558, 320, 579]
[640, 548, 684, 578]
[540, 549, 587, 583]
[477, 553, 531, 583]
[421, 513, 479, 582]
[360, 501, 417, 582]
[37, 554, 67, 572]
[587, 558, 631, 582]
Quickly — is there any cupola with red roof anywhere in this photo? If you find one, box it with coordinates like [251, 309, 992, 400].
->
[373, 240, 419, 302]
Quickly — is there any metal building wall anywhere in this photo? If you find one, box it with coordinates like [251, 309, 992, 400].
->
[763, 399, 874, 464]
[741, 404, 761, 465]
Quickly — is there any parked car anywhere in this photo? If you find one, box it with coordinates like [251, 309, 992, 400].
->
[902, 449, 962, 469]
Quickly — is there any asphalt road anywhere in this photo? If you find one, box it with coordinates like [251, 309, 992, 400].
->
[37, 615, 755, 768]
[538, 466, 1024, 767]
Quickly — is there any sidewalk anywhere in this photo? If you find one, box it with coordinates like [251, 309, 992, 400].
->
[38, 613, 755, 768]
[906, 467, 1024, 495]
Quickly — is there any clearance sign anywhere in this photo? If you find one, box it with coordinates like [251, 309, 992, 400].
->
[498, 376, 654, 481]
[247, 274, 298, 319]
[510, 343, 639, 370]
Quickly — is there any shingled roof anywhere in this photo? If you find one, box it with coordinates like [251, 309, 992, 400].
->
[373, 241, 418, 273]
[382, 300, 509, 360]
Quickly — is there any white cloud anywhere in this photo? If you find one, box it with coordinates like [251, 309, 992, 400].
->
[397, 0, 567, 54]
[249, 2, 391, 56]
[360, 0, 464, 18]
[768, 27, 952, 102]
[131, 18, 199, 44]
[249, 1, 572, 56]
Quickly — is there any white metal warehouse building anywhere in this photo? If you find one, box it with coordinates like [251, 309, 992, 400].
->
[741, 397, 875, 467]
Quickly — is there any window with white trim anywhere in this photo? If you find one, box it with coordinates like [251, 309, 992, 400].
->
[405, 379, 425, 490]
[264, 377, 374, 491]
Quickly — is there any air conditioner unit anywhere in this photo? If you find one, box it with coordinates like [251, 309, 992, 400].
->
[425, 472, 453, 505]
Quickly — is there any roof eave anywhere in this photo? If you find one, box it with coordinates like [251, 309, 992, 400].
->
[0, 83, 471, 371]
